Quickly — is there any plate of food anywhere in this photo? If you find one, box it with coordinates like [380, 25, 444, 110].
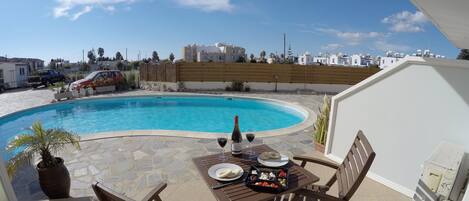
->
[245, 165, 289, 193]
[257, 152, 289, 167]
[208, 163, 244, 181]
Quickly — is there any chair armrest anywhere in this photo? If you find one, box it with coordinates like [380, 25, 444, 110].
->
[293, 155, 339, 169]
[141, 182, 167, 201]
[293, 189, 343, 201]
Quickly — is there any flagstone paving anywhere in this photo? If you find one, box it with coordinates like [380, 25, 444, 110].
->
[3, 89, 410, 201]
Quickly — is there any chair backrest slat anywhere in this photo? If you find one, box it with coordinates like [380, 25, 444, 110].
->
[350, 146, 364, 171]
[335, 130, 376, 200]
[336, 165, 349, 197]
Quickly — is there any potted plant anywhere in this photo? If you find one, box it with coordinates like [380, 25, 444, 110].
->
[6, 121, 80, 199]
[49, 82, 72, 101]
[313, 95, 331, 153]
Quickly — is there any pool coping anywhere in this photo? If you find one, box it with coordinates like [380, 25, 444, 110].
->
[2, 93, 317, 140]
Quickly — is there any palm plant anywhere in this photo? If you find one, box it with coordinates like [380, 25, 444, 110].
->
[313, 95, 331, 146]
[6, 121, 80, 177]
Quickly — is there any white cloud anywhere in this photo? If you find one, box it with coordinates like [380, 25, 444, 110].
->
[374, 40, 411, 52]
[382, 11, 428, 32]
[317, 28, 384, 45]
[53, 0, 136, 20]
[321, 43, 343, 51]
[175, 0, 234, 12]
[71, 6, 92, 21]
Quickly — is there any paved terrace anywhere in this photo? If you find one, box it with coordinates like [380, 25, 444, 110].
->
[0, 89, 410, 201]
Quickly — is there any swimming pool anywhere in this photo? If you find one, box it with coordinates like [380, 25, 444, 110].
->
[0, 95, 307, 156]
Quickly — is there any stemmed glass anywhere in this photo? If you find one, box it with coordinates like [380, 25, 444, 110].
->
[246, 133, 256, 159]
[217, 137, 228, 161]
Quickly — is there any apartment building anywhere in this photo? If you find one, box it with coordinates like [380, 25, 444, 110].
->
[182, 43, 246, 63]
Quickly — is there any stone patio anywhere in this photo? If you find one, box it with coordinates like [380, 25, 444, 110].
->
[0, 89, 410, 201]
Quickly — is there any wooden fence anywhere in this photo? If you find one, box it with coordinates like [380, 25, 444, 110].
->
[140, 63, 380, 85]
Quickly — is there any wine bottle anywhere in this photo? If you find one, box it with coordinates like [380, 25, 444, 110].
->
[231, 115, 243, 156]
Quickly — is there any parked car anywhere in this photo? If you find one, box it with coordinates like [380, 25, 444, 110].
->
[28, 69, 66, 88]
[70, 70, 125, 91]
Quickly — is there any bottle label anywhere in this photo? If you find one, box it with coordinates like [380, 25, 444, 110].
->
[231, 143, 242, 155]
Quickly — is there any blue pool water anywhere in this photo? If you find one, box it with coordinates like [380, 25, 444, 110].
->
[0, 96, 305, 158]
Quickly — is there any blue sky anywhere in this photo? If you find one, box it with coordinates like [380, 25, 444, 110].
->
[0, 0, 460, 63]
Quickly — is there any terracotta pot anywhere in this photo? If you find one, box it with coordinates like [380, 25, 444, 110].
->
[314, 142, 325, 153]
[36, 157, 71, 199]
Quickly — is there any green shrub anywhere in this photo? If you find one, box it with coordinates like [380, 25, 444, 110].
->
[313, 95, 331, 145]
[230, 81, 244, 91]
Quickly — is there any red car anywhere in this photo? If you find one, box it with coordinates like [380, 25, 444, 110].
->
[70, 70, 125, 90]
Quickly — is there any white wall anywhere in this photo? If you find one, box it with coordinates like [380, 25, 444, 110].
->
[326, 57, 469, 198]
[0, 156, 17, 201]
[183, 81, 351, 93]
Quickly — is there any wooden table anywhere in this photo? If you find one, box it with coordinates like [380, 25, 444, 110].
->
[192, 145, 320, 201]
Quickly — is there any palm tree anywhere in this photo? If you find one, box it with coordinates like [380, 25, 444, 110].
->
[169, 53, 175, 62]
[6, 121, 80, 177]
[98, 47, 104, 59]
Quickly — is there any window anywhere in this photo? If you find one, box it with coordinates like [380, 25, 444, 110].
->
[0, 69, 3, 83]
[20, 68, 25, 75]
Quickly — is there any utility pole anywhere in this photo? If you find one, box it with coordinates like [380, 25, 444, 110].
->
[82, 49, 84, 63]
[125, 48, 128, 61]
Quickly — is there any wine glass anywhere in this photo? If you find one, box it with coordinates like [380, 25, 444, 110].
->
[217, 137, 228, 161]
[246, 133, 256, 159]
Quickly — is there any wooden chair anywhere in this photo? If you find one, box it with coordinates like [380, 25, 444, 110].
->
[413, 179, 440, 201]
[92, 181, 167, 201]
[288, 130, 376, 201]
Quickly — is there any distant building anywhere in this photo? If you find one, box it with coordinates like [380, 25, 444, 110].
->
[0, 62, 29, 88]
[1, 57, 44, 73]
[328, 54, 339, 65]
[313, 53, 328, 64]
[182, 43, 246, 63]
[298, 52, 314, 65]
[350, 54, 375, 67]
[379, 51, 405, 69]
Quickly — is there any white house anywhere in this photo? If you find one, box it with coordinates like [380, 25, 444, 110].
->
[298, 52, 314, 65]
[350, 54, 362, 66]
[0, 62, 29, 88]
[328, 54, 339, 65]
[313, 53, 328, 64]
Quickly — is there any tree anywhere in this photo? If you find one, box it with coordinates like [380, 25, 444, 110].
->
[116, 52, 123, 61]
[169, 53, 175, 62]
[236, 56, 245, 63]
[152, 51, 160, 62]
[260, 50, 266, 63]
[98, 47, 104, 59]
[249, 54, 256, 63]
[87, 49, 96, 64]
[457, 49, 469, 60]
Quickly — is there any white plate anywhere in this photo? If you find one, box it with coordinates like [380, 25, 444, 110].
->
[208, 163, 244, 181]
[257, 154, 289, 167]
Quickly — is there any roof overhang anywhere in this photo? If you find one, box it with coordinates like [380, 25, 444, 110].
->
[411, 0, 469, 49]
